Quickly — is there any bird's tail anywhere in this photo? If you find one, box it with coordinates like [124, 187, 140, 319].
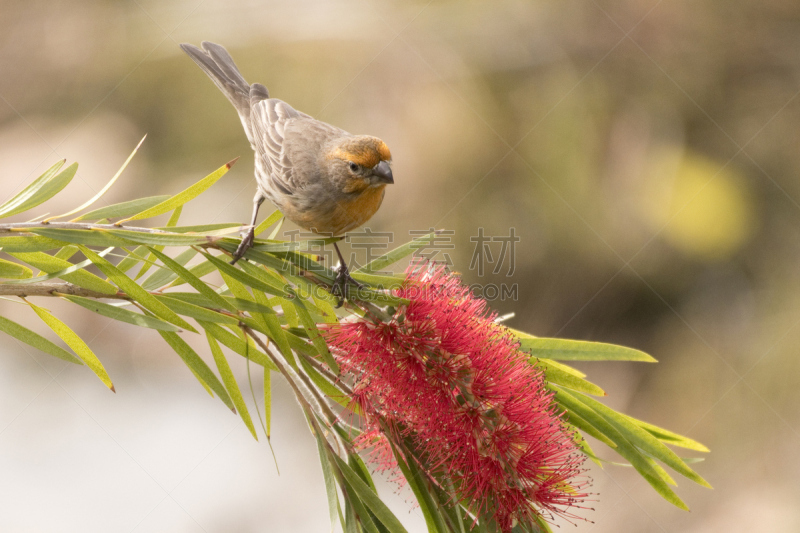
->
[181, 41, 267, 142]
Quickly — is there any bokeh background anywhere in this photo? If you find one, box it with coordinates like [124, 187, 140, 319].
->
[1, 0, 799, 531]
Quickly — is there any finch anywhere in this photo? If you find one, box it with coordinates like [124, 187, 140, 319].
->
[180, 41, 394, 301]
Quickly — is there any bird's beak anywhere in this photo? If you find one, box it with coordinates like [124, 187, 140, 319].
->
[373, 160, 394, 184]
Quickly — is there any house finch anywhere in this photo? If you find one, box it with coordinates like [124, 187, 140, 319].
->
[180, 41, 394, 303]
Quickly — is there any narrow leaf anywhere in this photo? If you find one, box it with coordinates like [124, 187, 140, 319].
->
[158, 330, 235, 411]
[71, 195, 170, 222]
[12, 251, 118, 295]
[316, 434, 341, 532]
[623, 415, 710, 453]
[3, 247, 114, 286]
[27, 227, 135, 248]
[294, 297, 338, 374]
[78, 245, 196, 332]
[52, 135, 146, 222]
[149, 248, 235, 311]
[141, 248, 198, 291]
[117, 159, 237, 223]
[202, 251, 291, 297]
[355, 231, 436, 274]
[116, 245, 151, 275]
[572, 390, 711, 488]
[535, 358, 606, 396]
[552, 386, 690, 510]
[200, 321, 277, 371]
[28, 301, 113, 390]
[517, 333, 657, 362]
[155, 223, 242, 233]
[0, 258, 33, 279]
[0, 315, 82, 364]
[0, 235, 68, 252]
[332, 453, 409, 533]
[103, 229, 225, 246]
[156, 295, 239, 325]
[0, 160, 75, 219]
[264, 367, 272, 437]
[62, 295, 180, 331]
[254, 209, 283, 237]
[206, 332, 256, 437]
[392, 445, 447, 533]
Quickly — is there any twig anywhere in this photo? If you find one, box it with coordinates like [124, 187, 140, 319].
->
[0, 222, 175, 234]
[0, 282, 127, 299]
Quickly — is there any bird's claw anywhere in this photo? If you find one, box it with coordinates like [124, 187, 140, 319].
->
[332, 263, 363, 308]
[231, 226, 255, 265]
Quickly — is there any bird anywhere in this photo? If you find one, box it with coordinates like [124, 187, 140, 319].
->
[180, 41, 394, 304]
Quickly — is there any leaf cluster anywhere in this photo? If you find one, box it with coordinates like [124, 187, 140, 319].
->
[0, 148, 709, 532]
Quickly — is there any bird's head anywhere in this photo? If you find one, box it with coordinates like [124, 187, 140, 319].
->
[326, 136, 394, 194]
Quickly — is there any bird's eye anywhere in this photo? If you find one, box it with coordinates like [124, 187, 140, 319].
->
[348, 162, 360, 172]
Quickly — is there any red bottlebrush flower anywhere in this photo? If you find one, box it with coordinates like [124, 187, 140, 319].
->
[324, 265, 589, 531]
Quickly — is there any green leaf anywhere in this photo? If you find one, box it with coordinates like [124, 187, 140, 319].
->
[160, 292, 273, 315]
[0, 161, 76, 219]
[156, 295, 239, 325]
[316, 434, 341, 533]
[11, 251, 118, 295]
[134, 209, 180, 283]
[516, 333, 657, 362]
[293, 297, 338, 374]
[62, 296, 180, 331]
[116, 246, 150, 275]
[252, 290, 296, 368]
[51, 135, 146, 222]
[154, 223, 242, 233]
[71, 195, 171, 222]
[264, 367, 272, 437]
[564, 411, 617, 449]
[536, 357, 586, 378]
[78, 245, 196, 333]
[201, 251, 291, 297]
[28, 301, 113, 390]
[141, 248, 198, 292]
[118, 159, 237, 223]
[355, 231, 436, 274]
[27, 227, 135, 248]
[199, 321, 277, 371]
[3, 247, 115, 286]
[251, 237, 341, 253]
[349, 271, 404, 291]
[149, 248, 235, 312]
[570, 390, 710, 488]
[0, 235, 68, 252]
[535, 358, 606, 396]
[297, 354, 349, 409]
[103, 229, 226, 247]
[0, 315, 82, 364]
[53, 245, 78, 262]
[332, 453, 409, 533]
[206, 332, 256, 438]
[551, 386, 690, 510]
[392, 445, 447, 533]
[168, 258, 218, 288]
[158, 330, 235, 411]
[0, 258, 32, 279]
[254, 209, 283, 237]
[623, 415, 710, 453]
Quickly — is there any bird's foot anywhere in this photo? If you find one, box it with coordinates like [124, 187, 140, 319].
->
[231, 226, 255, 265]
[332, 262, 363, 308]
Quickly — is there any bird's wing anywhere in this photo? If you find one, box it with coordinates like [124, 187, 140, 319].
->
[249, 95, 311, 195]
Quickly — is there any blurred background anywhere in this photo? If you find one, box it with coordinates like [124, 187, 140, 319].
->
[1, 0, 799, 531]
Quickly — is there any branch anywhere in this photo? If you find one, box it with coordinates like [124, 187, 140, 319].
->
[0, 281, 127, 299]
[0, 221, 173, 234]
